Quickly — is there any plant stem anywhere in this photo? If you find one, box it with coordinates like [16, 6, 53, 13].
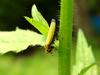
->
[59, 0, 73, 75]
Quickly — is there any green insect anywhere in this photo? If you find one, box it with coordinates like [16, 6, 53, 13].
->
[44, 19, 56, 53]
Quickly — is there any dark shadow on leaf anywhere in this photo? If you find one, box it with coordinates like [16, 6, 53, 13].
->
[2, 45, 43, 58]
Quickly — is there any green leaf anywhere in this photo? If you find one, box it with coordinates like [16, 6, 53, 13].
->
[52, 39, 59, 49]
[24, 16, 49, 36]
[79, 63, 95, 75]
[31, 4, 49, 30]
[24, 4, 49, 36]
[72, 29, 98, 75]
[0, 28, 46, 54]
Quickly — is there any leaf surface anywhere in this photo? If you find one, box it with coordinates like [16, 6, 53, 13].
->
[25, 16, 48, 36]
[25, 4, 49, 36]
[0, 28, 46, 54]
[72, 29, 98, 75]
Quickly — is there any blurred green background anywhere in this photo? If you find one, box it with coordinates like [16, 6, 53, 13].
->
[0, 50, 58, 75]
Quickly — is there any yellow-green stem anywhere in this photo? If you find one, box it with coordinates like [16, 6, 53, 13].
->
[59, 0, 73, 75]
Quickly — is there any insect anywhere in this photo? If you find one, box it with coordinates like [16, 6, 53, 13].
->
[44, 19, 56, 53]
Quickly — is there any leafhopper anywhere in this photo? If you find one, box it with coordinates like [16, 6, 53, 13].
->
[44, 19, 56, 53]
